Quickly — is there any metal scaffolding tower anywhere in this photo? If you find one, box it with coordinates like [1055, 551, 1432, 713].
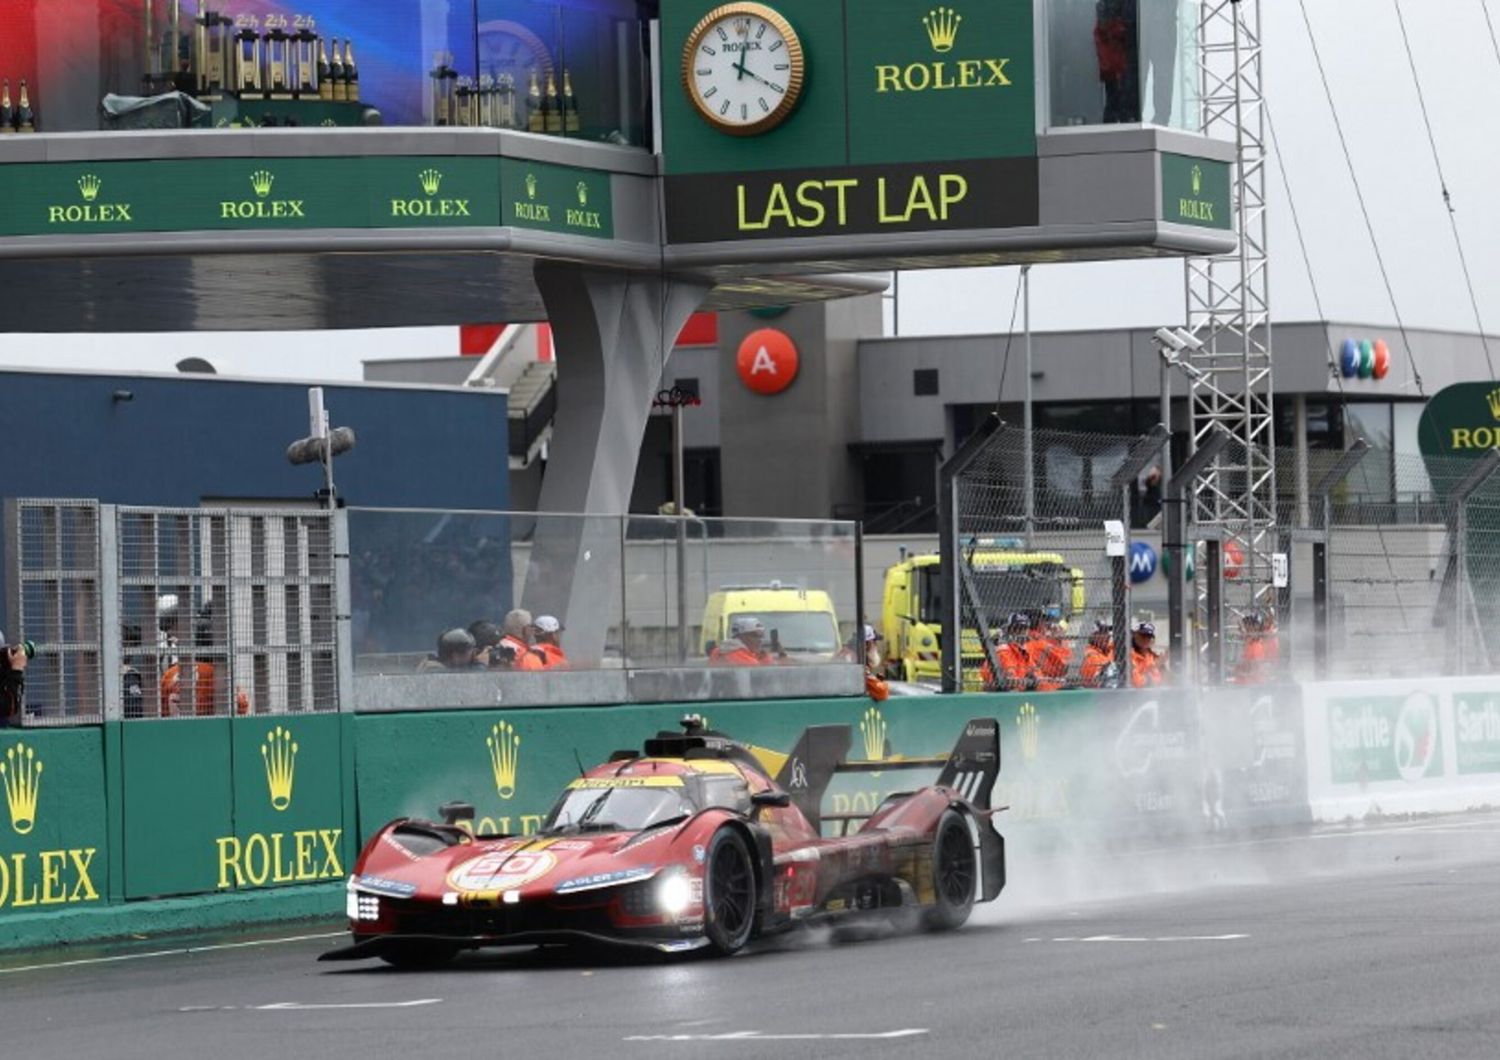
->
[1184, 0, 1277, 628]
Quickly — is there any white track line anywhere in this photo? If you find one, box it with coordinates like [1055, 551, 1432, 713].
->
[0, 930, 344, 976]
[625, 1030, 929, 1041]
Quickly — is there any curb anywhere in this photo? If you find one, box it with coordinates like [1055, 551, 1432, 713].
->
[0, 882, 344, 953]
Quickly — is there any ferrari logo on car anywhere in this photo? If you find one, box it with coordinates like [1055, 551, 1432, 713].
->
[487, 720, 522, 800]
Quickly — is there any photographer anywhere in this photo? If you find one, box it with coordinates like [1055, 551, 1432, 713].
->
[1, 630, 30, 728]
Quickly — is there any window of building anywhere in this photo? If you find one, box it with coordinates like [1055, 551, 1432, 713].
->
[913, 369, 939, 396]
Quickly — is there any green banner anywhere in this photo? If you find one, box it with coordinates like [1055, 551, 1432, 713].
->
[121, 715, 345, 898]
[1417, 382, 1500, 459]
[1161, 154, 1232, 231]
[0, 729, 109, 915]
[1327, 694, 1444, 785]
[221, 715, 347, 891]
[499, 159, 615, 239]
[0, 155, 616, 241]
[1454, 692, 1500, 776]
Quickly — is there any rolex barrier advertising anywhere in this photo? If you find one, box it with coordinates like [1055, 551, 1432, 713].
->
[1302, 676, 1500, 821]
[0, 729, 109, 917]
[120, 715, 348, 899]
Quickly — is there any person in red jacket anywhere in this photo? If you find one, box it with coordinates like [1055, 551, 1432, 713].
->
[531, 615, 569, 670]
[981, 613, 1037, 692]
[710, 616, 771, 666]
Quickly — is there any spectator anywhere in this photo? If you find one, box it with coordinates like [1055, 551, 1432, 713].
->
[1080, 620, 1120, 688]
[1130, 620, 1165, 688]
[532, 615, 568, 670]
[710, 616, 771, 666]
[498, 609, 545, 671]
[0, 630, 28, 728]
[1027, 608, 1073, 691]
[1232, 609, 1278, 685]
[981, 613, 1037, 692]
[418, 628, 483, 672]
[468, 620, 505, 668]
[160, 603, 248, 715]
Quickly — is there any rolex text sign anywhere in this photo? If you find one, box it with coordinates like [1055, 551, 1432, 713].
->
[0, 731, 109, 914]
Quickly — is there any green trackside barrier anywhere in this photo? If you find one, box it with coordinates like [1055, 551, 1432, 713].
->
[121, 715, 349, 899]
[352, 690, 1281, 844]
[0, 728, 110, 916]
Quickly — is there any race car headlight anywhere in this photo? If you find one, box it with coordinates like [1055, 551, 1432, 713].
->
[346, 891, 381, 922]
[657, 872, 693, 916]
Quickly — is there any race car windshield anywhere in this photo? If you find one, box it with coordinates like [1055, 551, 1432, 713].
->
[542, 786, 697, 834]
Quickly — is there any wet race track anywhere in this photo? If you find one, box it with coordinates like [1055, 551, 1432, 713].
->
[6, 815, 1500, 1060]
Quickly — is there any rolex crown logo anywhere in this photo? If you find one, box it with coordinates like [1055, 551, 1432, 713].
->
[860, 706, 889, 763]
[261, 726, 298, 812]
[1017, 702, 1040, 762]
[419, 168, 444, 196]
[576, 180, 588, 206]
[77, 174, 103, 202]
[487, 720, 521, 800]
[1487, 387, 1500, 422]
[2, 742, 43, 836]
[250, 170, 276, 199]
[525, 173, 538, 200]
[923, 6, 961, 53]
[1191, 164, 1202, 197]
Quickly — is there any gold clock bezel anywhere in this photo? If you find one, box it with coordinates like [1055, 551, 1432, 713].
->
[681, 2, 806, 136]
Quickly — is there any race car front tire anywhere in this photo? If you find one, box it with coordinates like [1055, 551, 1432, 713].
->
[922, 810, 977, 931]
[703, 827, 757, 955]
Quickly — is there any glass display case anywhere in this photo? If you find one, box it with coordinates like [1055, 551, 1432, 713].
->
[1045, 0, 1199, 130]
[0, 0, 651, 144]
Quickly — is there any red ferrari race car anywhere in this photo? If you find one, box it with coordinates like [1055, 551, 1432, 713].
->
[322, 716, 1005, 967]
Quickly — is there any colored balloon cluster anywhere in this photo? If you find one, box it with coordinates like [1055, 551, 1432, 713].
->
[1339, 337, 1390, 380]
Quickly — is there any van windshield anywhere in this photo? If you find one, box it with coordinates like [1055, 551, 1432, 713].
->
[729, 612, 840, 654]
[918, 564, 1069, 625]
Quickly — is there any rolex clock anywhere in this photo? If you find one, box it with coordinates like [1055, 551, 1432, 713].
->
[682, 2, 805, 136]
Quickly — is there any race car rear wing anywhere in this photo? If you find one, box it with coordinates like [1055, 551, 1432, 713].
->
[774, 718, 1001, 830]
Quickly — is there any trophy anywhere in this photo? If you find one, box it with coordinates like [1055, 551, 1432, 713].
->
[263, 13, 292, 99]
[293, 17, 320, 100]
[194, 1, 231, 99]
[234, 14, 264, 99]
[477, 75, 495, 127]
[143, 0, 187, 90]
[429, 51, 456, 126]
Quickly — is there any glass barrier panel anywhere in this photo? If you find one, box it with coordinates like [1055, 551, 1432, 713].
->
[1046, 0, 1198, 131]
[0, 0, 651, 139]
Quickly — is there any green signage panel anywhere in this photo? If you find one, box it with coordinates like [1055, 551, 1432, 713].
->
[1417, 382, 1500, 458]
[1455, 692, 1500, 775]
[121, 719, 233, 898]
[499, 159, 615, 239]
[223, 715, 346, 892]
[0, 729, 109, 915]
[1161, 154, 1232, 230]
[1326, 694, 1444, 785]
[844, 0, 1036, 165]
[0, 155, 617, 241]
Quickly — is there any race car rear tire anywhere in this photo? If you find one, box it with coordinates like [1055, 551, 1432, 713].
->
[377, 941, 460, 969]
[703, 828, 757, 955]
[922, 810, 977, 932]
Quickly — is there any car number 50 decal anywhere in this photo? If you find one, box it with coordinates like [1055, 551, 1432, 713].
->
[448, 850, 558, 893]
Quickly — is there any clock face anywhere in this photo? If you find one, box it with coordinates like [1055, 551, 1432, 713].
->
[682, 2, 805, 136]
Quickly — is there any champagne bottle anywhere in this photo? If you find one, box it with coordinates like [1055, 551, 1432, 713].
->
[543, 70, 561, 134]
[343, 40, 358, 103]
[0, 80, 13, 134]
[526, 69, 543, 133]
[317, 37, 332, 100]
[328, 37, 345, 101]
[15, 79, 35, 133]
[562, 69, 580, 134]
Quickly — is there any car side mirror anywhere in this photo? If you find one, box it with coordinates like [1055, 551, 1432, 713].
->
[751, 791, 791, 811]
[439, 801, 475, 825]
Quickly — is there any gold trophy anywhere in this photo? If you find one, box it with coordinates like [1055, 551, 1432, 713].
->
[263, 13, 292, 99]
[293, 16, 319, 99]
[234, 14, 263, 99]
[430, 51, 455, 126]
[195, 1, 231, 99]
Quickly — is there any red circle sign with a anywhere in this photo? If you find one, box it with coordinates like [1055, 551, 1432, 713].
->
[737, 329, 799, 395]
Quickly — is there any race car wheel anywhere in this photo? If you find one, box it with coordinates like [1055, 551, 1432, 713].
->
[377, 942, 460, 969]
[923, 810, 977, 931]
[704, 828, 757, 955]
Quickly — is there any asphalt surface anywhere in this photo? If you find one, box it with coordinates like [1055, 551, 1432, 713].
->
[6, 815, 1500, 1060]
